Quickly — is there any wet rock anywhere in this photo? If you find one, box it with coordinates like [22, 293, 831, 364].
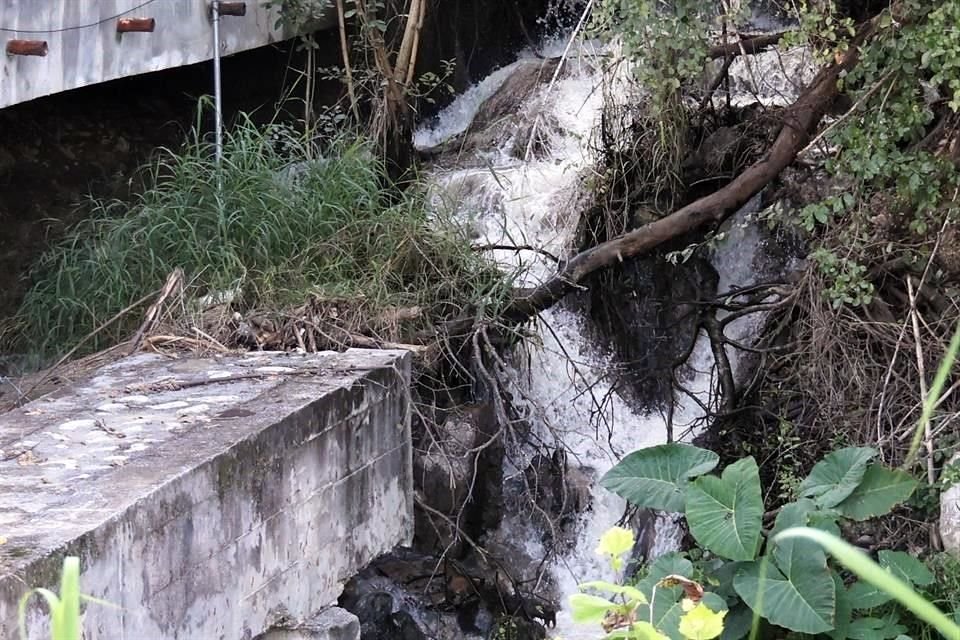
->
[489, 616, 547, 640]
[726, 46, 817, 107]
[388, 611, 428, 640]
[457, 599, 496, 635]
[470, 59, 561, 133]
[508, 112, 563, 160]
[261, 607, 360, 640]
[414, 404, 503, 556]
[580, 251, 719, 407]
[354, 592, 395, 625]
[341, 548, 556, 640]
[523, 448, 593, 523]
[422, 58, 569, 160]
[341, 550, 482, 640]
[347, 590, 429, 640]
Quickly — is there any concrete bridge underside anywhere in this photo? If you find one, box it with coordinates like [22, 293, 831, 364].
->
[0, 0, 333, 109]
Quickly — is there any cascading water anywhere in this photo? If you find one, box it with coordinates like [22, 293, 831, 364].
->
[415, 25, 801, 639]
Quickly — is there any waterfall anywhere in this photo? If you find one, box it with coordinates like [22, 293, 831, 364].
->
[416, 32, 795, 640]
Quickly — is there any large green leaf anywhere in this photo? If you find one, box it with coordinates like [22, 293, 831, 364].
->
[640, 552, 695, 586]
[846, 615, 907, 639]
[770, 499, 815, 538]
[879, 550, 934, 587]
[701, 592, 729, 613]
[635, 553, 695, 640]
[601, 443, 719, 512]
[834, 465, 918, 521]
[797, 447, 876, 508]
[829, 573, 853, 640]
[809, 508, 843, 538]
[704, 559, 743, 602]
[569, 593, 617, 624]
[734, 557, 836, 634]
[718, 604, 754, 640]
[686, 457, 763, 561]
[847, 580, 893, 610]
[770, 502, 819, 569]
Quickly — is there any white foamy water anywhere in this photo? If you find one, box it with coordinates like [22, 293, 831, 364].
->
[417, 38, 767, 639]
[508, 307, 715, 638]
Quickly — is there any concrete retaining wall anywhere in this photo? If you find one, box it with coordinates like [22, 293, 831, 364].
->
[0, 0, 334, 109]
[0, 349, 412, 639]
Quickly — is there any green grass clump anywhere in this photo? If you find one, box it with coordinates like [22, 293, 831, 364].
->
[19, 557, 82, 640]
[6, 116, 507, 363]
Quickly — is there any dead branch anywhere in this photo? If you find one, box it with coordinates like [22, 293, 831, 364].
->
[394, 0, 424, 87]
[707, 32, 787, 60]
[472, 244, 560, 263]
[334, 0, 361, 122]
[129, 269, 184, 354]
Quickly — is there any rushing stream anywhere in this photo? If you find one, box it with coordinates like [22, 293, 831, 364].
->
[415, 24, 802, 639]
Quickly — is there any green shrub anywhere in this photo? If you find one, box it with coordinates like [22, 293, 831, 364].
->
[6, 116, 506, 362]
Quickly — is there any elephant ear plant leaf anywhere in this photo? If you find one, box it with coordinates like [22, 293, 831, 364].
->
[685, 456, 763, 561]
[734, 503, 836, 634]
[797, 446, 876, 508]
[601, 443, 720, 513]
[774, 527, 960, 640]
[832, 465, 918, 521]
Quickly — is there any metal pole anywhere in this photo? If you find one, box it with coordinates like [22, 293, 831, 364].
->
[211, 0, 223, 165]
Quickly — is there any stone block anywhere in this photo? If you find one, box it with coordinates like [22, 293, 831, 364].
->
[262, 607, 360, 640]
[0, 349, 413, 639]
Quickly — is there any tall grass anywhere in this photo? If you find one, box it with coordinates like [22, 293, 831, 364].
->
[6, 116, 507, 362]
[18, 557, 81, 640]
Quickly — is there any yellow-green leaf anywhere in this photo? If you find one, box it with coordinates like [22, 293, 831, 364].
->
[596, 526, 635, 569]
[569, 593, 617, 624]
[607, 621, 670, 639]
[678, 602, 727, 640]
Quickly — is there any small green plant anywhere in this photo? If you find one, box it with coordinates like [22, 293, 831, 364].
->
[590, 0, 737, 114]
[599, 443, 924, 638]
[780, 0, 856, 64]
[18, 557, 84, 640]
[810, 248, 876, 309]
[263, 0, 332, 32]
[570, 526, 727, 639]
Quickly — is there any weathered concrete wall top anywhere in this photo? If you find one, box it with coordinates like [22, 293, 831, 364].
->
[0, 0, 333, 109]
[0, 348, 413, 640]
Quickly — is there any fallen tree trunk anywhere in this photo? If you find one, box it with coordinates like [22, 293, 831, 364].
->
[500, 19, 878, 324]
